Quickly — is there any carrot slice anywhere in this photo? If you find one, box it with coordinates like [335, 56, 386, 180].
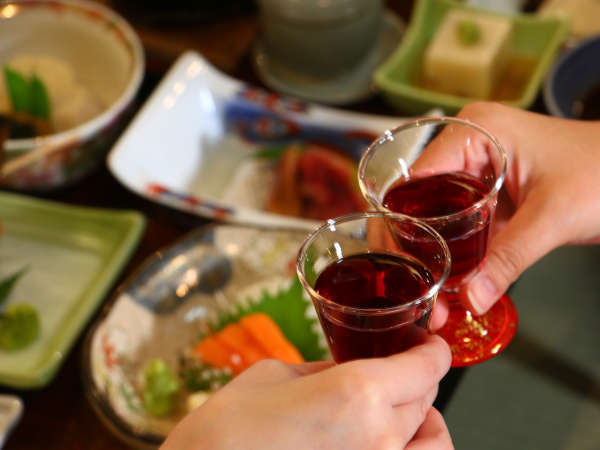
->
[239, 313, 304, 364]
[216, 323, 269, 368]
[193, 335, 245, 375]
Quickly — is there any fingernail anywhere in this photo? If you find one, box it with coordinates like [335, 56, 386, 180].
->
[468, 274, 497, 315]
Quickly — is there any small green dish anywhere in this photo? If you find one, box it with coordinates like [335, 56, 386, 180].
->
[374, 0, 570, 114]
[0, 192, 145, 389]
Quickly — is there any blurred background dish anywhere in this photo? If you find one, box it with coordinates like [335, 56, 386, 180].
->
[108, 51, 440, 231]
[543, 34, 600, 119]
[0, 0, 144, 190]
[0, 191, 144, 389]
[252, 0, 404, 105]
[0, 395, 22, 448]
[538, 0, 600, 47]
[373, 0, 569, 114]
[253, 9, 404, 105]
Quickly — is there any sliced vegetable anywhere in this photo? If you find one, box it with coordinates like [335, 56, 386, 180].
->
[29, 75, 51, 120]
[216, 323, 269, 366]
[4, 67, 51, 120]
[193, 335, 245, 374]
[214, 278, 326, 362]
[0, 303, 40, 351]
[142, 359, 180, 417]
[239, 313, 304, 364]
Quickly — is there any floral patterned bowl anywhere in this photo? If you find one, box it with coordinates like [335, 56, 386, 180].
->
[0, 0, 144, 190]
[82, 225, 328, 448]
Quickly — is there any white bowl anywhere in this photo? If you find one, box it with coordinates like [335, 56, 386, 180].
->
[0, 0, 144, 189]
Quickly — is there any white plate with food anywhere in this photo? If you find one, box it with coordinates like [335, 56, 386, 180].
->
[83, 225, 327, 447]
[107, 51, 439, 231]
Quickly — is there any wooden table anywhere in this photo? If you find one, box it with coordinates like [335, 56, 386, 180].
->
[0, 2, 467, 448]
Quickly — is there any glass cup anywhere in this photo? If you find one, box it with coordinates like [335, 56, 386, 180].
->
[296, 211, 450, 363]
[358, 117, 518, 367]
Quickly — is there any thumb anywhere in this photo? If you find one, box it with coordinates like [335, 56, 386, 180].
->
[463, 189, 563, 315]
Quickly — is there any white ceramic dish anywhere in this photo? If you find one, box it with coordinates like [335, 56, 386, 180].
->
[83, 225, 327, 448]
[0, 395, 22, 448]
[108, 51, 439, 231]
[0, 0, 144, 190]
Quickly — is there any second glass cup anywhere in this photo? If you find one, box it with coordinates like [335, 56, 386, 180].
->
[358, 117, 518, 367]
[297, 211, 450, 363]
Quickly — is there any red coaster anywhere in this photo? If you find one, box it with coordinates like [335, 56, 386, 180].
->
[436, 294, 518, 367]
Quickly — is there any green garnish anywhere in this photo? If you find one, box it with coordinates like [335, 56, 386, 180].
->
[4, 67, 51, 120]
[0, 303, 40, 351]
[212, 278, 326, 362]
[456, 20, 481, 46]
[0, 268, 27, 307]
[180, 362, 232, 392]
[142, 359, 180, 417]
[252, 144, 298, 161]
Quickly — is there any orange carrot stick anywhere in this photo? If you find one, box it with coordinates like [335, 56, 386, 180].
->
[239, 313, 304, 364]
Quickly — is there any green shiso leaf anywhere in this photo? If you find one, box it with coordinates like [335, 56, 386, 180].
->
[212, 277, 326, 362]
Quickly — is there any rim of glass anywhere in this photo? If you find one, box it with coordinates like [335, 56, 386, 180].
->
[296, 211, 451, 315]
[357, 117, 507, 223]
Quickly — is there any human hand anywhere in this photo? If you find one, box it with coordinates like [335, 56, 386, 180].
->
[161, 335, 453, 450]
[413, 101, 600, 315]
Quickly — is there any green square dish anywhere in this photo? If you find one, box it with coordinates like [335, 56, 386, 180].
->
[374, 0, 570, 114]
[0, 192, 145, 389]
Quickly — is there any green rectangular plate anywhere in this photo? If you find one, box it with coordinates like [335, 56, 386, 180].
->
[374, 0, 570, 114]
[0, 192, 145, 389]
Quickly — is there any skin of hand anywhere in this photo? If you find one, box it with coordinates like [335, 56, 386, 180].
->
[161, 335, 453, 450]
[413, 101, 600, 315]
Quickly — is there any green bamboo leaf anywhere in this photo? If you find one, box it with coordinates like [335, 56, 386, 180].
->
[0, 268, 27, 308]
[29, 74, 51, 120]
[4, 67, 30, 113]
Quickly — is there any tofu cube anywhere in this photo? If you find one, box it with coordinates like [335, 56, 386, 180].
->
[423, 10, 513, 99]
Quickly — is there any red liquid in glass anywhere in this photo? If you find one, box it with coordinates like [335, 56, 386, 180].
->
[314, 253, 434, 362]
[383, 172, 490, 284]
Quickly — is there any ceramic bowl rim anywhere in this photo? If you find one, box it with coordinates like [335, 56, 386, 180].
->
[1, 0, 145, 153]
[543, 33, 600, 118]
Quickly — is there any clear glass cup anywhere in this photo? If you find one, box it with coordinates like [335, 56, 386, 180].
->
[296, 211, 450, 363]
[358, 117, 518, 367]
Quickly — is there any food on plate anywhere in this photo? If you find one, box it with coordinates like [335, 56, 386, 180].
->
[193, 313, 304, 375]
[136, 278, 325, 417]
[266, 143, 368, 220]
[0, 55, 104, 137]
[0, 268, 40, 352]
[539, 0, 600, 40]
[423, 9, 513, 99]
[142, 359, 181, 417]
[0, 303, 40, 351]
